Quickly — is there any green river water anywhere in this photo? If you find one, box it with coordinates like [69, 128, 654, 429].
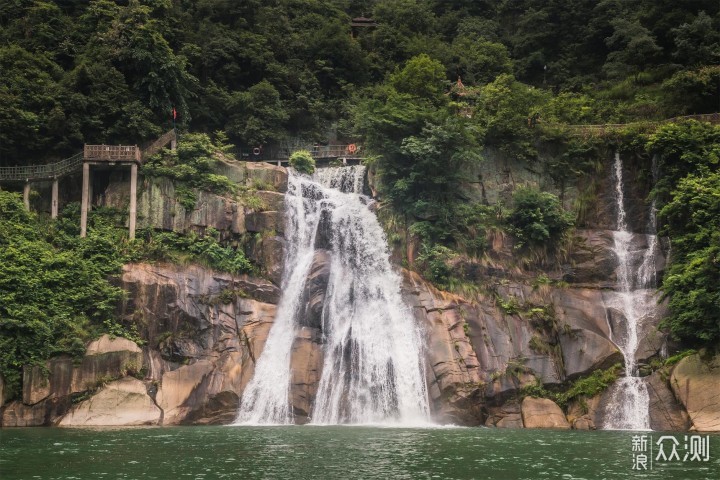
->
[1, 426, 717, 479]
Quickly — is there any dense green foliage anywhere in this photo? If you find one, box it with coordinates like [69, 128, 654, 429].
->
[142, 132, 237, 204]
[520, 364, 622, 409]
[507, 188, 575, 249]
[289, 150, 316, 175]
[0, 192, 131, 396]
[2, 0, 717, 165]
[136, 227, 254, 276]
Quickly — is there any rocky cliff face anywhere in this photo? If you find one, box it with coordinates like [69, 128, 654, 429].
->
[2, 156, 715, 431]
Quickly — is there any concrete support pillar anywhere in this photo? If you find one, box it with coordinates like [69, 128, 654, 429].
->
[342, 157, 347, 165]
[277, 160, 281, 167]
[51, 178, 59, 219]
[170, 138, 177, 151]
[80, 163, 90, 237]
[23, 182, 31, 210]
[129, 163, 138, 240]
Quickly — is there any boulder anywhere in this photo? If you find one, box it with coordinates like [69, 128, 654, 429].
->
[156, 360, 215, 425]
[646, 371, 691, 431]
[86, 335, 142, 355]
[70, 335, 144, 394]
[670, 353, 720, 432]
[566, 395, 601, 430]
[58, 377, 161, 426]
[485, 402, 523, 428]
[521, 397, 571, 429]
[560, 329, 622, 379]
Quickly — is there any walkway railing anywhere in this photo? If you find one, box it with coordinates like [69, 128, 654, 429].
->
[84, 144, 141, 162]
[142, 129, 177, 159]
[551, 112, 720, 136]
[0, 152, 83, 181]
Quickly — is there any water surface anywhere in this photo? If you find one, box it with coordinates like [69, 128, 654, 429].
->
[1, 427, 718, 479]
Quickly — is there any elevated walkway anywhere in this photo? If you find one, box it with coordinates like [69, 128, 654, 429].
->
[1, 130, 176, 239]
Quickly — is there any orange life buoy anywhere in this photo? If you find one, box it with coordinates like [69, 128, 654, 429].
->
[348, 143, 357, 153]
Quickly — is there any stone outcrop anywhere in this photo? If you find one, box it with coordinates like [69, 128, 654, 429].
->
[103, 160, 288, 237]
[646, 371, 691, 431]
[670, 353, 720, 432]
[485, 402, 523, 428]
[521, 397, 571, 429]
[59, 377, 161, 426]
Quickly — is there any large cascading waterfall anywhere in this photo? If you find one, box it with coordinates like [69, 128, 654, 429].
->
[235, 166, 430, 425]
[603, 152, 659, 430]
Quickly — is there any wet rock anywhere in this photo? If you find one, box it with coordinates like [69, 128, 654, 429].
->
[646, 371, 691, 431]
[2, 400, 49, 427]
[290, 327, 324, 423]
[402, 271, 483, 424]
[566, 395, 601, 430]
[58, 377, 161, 426]
[521, 397, 570, 429]
[670, 353, 720, 432]
[106, 177, 247, 235]
[301, 250, 331, 330]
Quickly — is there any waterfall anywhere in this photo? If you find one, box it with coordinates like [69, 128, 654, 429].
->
[603, 152, 658, 430]
[235, 166, 430, 425]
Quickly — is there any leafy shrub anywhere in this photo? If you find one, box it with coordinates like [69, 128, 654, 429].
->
[507, 187, 574, 249]
[416, 244, 456, 287]
[289, 149, 315, 174]
[142, 133, 236, 196]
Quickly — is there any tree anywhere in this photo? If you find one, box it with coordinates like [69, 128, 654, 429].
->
[671, 11, 720, 67]
[227, 80, 289, 146]
[659, 172, 720, 344]
[389, 54, 447, 103]
[603, 18, 662, 80]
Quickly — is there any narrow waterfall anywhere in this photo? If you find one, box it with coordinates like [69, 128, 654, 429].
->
[235, 166, 430, 425]
[603, 153, 657, 430]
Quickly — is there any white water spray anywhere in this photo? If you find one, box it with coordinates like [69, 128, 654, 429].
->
[235, 166, 430, 425]
[604, 153, 658, 430]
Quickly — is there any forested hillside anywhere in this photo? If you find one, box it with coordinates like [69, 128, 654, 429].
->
[1, 0, 718, 164]
[1, 0, 719, 400]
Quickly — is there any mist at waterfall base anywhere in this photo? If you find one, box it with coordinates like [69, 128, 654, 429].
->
[235, 166, 430, 426]
[603, 153, 660, 431]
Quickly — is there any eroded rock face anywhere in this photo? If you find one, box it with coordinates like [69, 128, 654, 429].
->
[670, 353, 720, 432]
[103, 160, 288, 237]
[290, 327, 324, 423]
[521, 397, 570, 429]
[59, 377, 161, 426]
[646, 371, 691, 431]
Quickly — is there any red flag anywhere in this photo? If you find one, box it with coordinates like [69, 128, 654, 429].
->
[172, 107, 177, 120]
